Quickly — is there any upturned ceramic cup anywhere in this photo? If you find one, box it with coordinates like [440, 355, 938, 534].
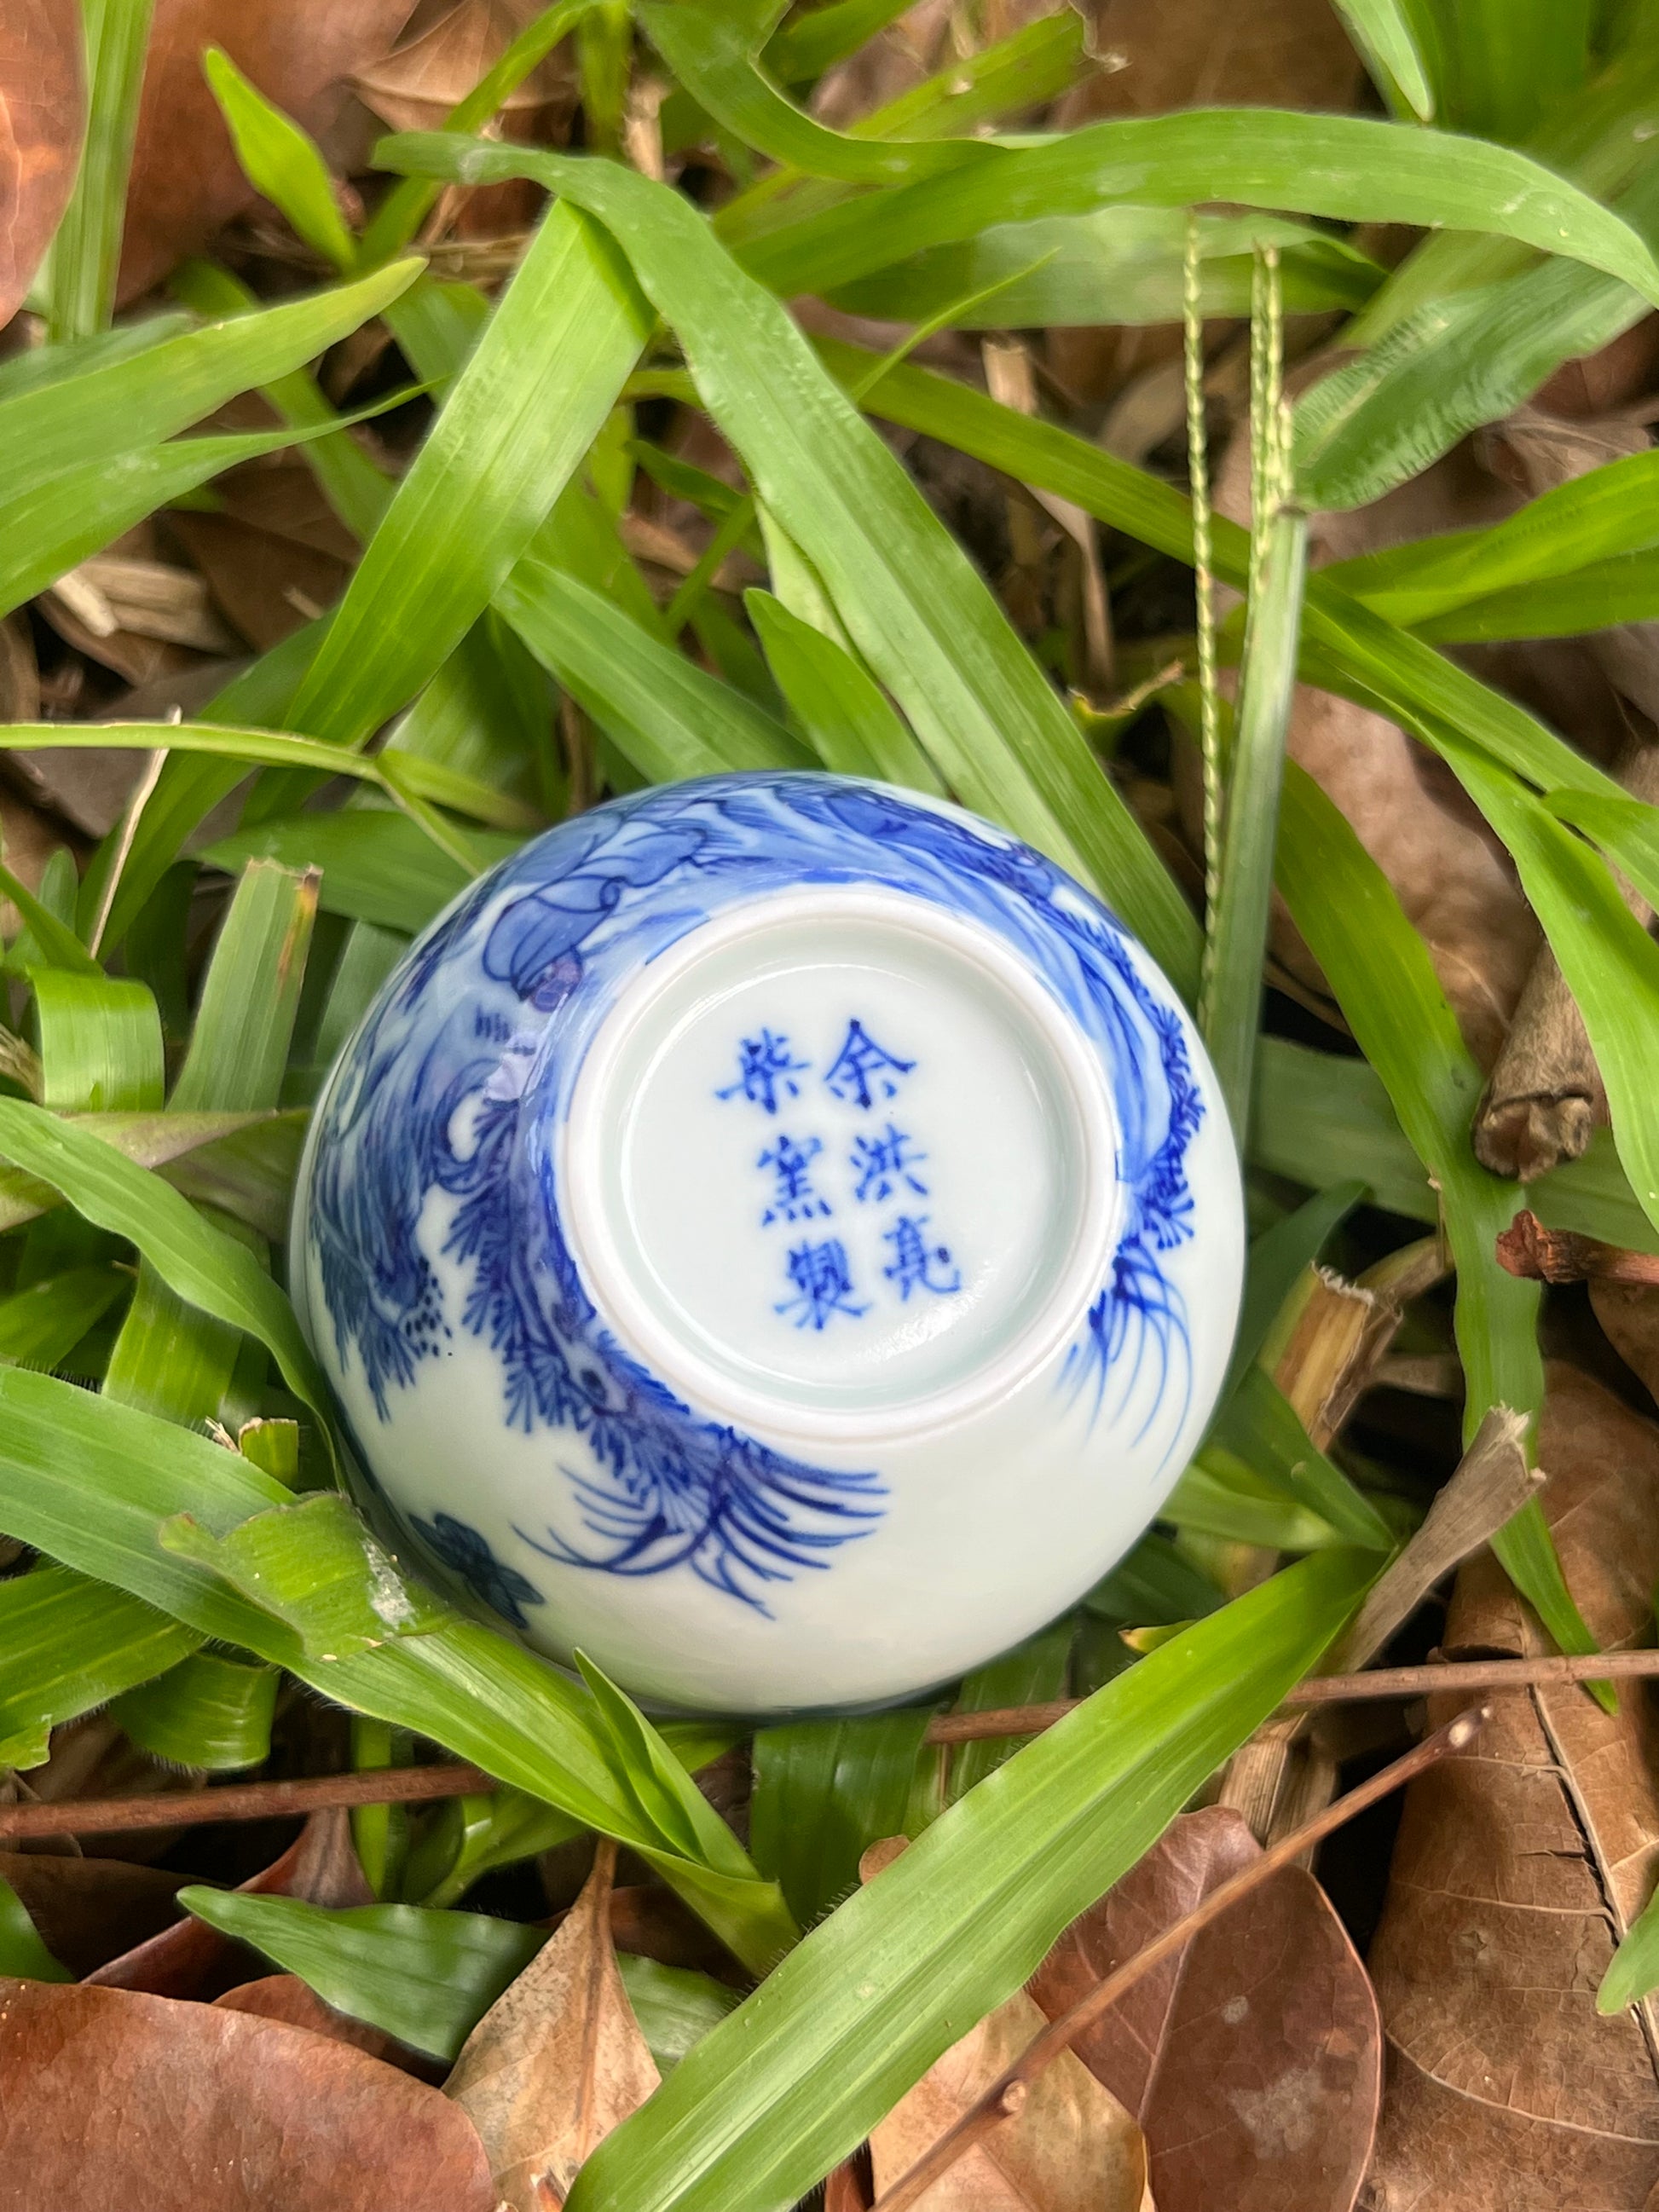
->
[292, 772, 1244, 1714]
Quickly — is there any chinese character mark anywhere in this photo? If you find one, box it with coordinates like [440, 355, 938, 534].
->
[823, 1019, 915, 1110]
[718, 1028, 809, 1115]
[882, 1214, 962, 1301]
[850, 1122, 928, 1205]
[758, 1132, 831, 1224]
[777, 1239, 868, 1330]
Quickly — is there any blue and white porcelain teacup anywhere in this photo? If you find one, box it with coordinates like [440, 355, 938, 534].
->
[292, 772, 1244, 1714]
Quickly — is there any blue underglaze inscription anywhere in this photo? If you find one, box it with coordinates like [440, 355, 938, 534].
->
[720, 1014, 961, 1329]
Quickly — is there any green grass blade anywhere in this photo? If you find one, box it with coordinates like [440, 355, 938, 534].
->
[1273, 762, 1591, 1657]
[1202, 505, 1309, 1137]
[383, 135, 1199, 993]
[640, 0, 986, 183]
[1086, 1537, 1223, 1627]
[1164, 1456, 1345, 1553]
[111, 1649, 278, 1771]
[32, 973, 163, 1112]
[1228, 1181, 1366, 1393]
[384, 612, 555, 806]
[0, 1881, 72, 1982]
[78, 627, 327, 953]
[818, 338, 1629, 822]
[0, 424, 361, 625]
[747, 588, 944, 789]
[946, 1617, 1073, 1802]
[0, 858, 96, 973]
[1543, 788, 1659, 910]
[0, 1562, 199, 1770]
[830, 210, 1381, 328]
[1411, 556, 1659, 641]
[3, 260, 421, 508]
[1248, 1037, 1659, 1255]
[1348, 31, 1659, 345]
[567, 1551, 1372, 2212]
[170, 260, 395, 542]
[714, 9, 1093, 251]
[499, 559, 806, 777]
[108, 858, 320, 1426]
[179, 1889, 540, 2061]
[0, 1109, 297, 1238]
[1601, 1882, 1659, 2015]
[0, 318, 186, 401]
[202, 46, 356, 273]
[1292, 265, 1643, 511]
[1447, 747, 1659, 1235]
[749, 1707, 934, 1926]
[176, 1887, 732, 2068]
[284, 205, 650, 750]
[0, 1367, 773, 1902]
[170, 861, 320, 1112]
[1322, 446, 1659, 621]
[1332, 0, 1436, 118]
[0, 1264, 126, 1372]
[732, 109, 1659, 303]
[101, 1253, 245, 1428]
[763, 0, 912, 83]
[205, 814, 522, 938]
[1212, 1364, 1395, 1551]
[0, 723, 535, 832]
[47, 0, 158, 343]
[0, 1096, 331, 1431]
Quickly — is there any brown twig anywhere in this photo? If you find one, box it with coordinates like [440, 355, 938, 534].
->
[1495, 1208, 1659, 1286]
[924, 1646, 1659, 1742]
[4, 1651, 1652, 1838]
[0, 1761, 495, 1841]
[867, 1705, 1488, 2212]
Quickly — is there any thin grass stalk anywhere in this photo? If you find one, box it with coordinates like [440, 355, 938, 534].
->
[1200, 249, 1308, 1140]
[1183, 211, 1223, 987]
[48, 0, 158, 343]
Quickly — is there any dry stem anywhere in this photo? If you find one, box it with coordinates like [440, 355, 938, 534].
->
[1496, 1209, 1659, 1285]
[9, 1655, 1658, 1839]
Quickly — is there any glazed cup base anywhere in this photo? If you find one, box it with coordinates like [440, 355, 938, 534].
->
[558, 884, 1123, 1447]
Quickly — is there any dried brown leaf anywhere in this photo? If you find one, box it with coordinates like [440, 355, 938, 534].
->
[1362, 1365, 1659, 2210]
[0, 1978, 496, 2209]
[0, 0, 82, 327]
[89, 1806, 371, 1998]
[50, 554, 241, 652]
[1327, 1406, 1539, 1678]
[0, 787, 63, 936]
[168, 509, 351, 648]
[353, 0, 573, 131]
[1029, 1805, 1379, 2212]
[215, 1972, 433, 2075]
[119, 0, 420, 301]
[1593, 1281, 1659, 1407]
[445, 1845, 661, 2212]
[870, 1984, 1152, 2212]
[0, 1851, 183, 1976]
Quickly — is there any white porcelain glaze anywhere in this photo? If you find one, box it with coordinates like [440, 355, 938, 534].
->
[292, 772, 1244, 1714]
